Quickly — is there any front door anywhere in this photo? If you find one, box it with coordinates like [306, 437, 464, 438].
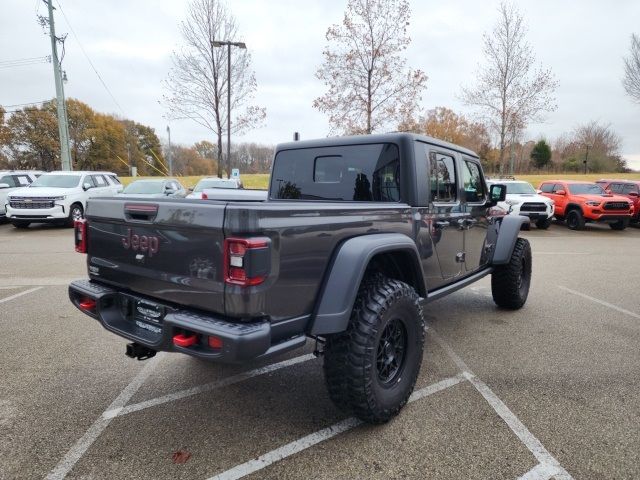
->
[460, 158, 490, 272]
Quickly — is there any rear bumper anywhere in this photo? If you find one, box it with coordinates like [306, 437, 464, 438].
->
[68, 279, 305, 363]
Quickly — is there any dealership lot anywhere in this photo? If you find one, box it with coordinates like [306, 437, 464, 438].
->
[1, 222, 639, 479]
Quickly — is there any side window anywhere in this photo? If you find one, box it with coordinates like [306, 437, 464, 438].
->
[83, 175, 96, 188]
[609, 183, 623, 193]
[108, 175, 122, 185]
[553, 184, 564, 193]
[462, 160, 485, 203]
[93, 175, 107, 187]
[540, 183, 554, 193]
[623, 184, 639, 194]
[429, 152, 457, 203]
[15, 175, 31, 186]
[0, 175, 17, 187]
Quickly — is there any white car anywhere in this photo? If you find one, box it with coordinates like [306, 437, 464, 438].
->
[5, 171, 123, 228]
[186, 177, 242, 199]
[487, 179, 554, 229]
[0, 170, 43, 222]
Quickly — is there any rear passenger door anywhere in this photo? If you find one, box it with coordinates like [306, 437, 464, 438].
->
[426, 149, 464, 282]
[460, 158, 489, 272]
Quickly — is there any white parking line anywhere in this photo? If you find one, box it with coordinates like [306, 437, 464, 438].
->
[533, 252, 589, 255]
[46, 354, 164, 480]
[103, 354, 316, 419]
[431, 330, 573, 480]
[206, 375, 466, 480]
[0, 286, 42, 304]
[518, 462, 567, 480]
[559, 285, 640, 320]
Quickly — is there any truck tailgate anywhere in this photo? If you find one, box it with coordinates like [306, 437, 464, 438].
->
[85, 198, 227, 313]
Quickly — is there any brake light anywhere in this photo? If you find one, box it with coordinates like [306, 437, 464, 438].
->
[79, 298, 96, 310]
[202, 192, 208, 199]
[173, 333, 198, 348]
[75, 219, 87, 253]
[223, 237, 270, 286]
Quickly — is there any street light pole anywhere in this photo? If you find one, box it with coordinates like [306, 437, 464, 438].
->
[211, 40, 246, 179]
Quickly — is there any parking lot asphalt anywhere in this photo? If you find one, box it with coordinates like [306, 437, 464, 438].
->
[1, 221, 639, 479]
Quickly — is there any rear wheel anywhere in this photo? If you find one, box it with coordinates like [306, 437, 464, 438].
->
[11, 220, 30, 229]
[491, 238, 532, 309]
[536, 218, 552, 229]
[323, 274, 424, 424]
[566, 209, 585, 230]
[609, 219, 628, 231]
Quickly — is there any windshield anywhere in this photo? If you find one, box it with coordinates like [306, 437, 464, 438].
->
[30, 175, 81, 188]
[505, 182, 536, 194]
[194, 179, 237, 191]
[123, 181, 164, 194]
[568, 184, 605, 195]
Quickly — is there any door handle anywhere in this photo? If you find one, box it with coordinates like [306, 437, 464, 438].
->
[434, 221, 450, 228]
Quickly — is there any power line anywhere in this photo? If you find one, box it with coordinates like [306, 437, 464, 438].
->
[0, 100, 49, 109]
[54, 0, 126, 116]
[0, 56, 51, 69]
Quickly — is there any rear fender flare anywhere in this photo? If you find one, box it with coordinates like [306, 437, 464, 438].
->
[491, 215, 529, 265]
[308, 233, 426, 336]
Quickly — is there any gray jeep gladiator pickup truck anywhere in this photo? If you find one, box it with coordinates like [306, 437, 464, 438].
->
[69, 133, 531, 423]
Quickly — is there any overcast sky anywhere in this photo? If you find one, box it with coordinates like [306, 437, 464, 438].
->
[2, 0, 639, 168]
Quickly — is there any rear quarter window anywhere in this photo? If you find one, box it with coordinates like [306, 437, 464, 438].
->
[270, 143, 400, 202]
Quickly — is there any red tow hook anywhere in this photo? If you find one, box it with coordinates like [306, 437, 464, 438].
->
[173, 333, 198, 348]
[79, 299, 97, 311]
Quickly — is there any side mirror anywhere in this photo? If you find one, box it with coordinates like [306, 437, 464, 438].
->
[489, 184, 506, 205]
[629, 192, 639, 198]
[555, 189, 566, 196]
[82, 183, 92, 191]
[0, 183, 10, 189]
[605, 189, 612, 194]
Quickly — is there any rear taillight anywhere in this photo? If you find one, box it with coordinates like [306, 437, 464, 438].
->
[223, 237, 270, 286]
[75, 219, 87, 253]
[202, 192, 208, 199]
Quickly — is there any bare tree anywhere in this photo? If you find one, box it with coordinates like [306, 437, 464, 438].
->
[461, 2, 558, 171]
[623, 33, 640, 103]
[163, 0, 265, 177]
[313, 0, 427, 135]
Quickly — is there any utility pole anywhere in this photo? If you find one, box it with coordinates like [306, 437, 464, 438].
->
[45, 0, 72, 171]
[166, 126, 172, 175]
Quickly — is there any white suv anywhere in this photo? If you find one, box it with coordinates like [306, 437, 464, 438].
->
[0, 170, 43, 222]
[5, 171, 123, 228]
[487, 179, 555, 229]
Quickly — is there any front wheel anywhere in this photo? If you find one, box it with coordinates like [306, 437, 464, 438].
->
[67, 203, 84, 227]
[11, 220, 30, 229]
[491, 238, 532, 309]
[566, 209, 585, 230]
[536, 218, 552, 229]
[323, 274, 424, 424]
[609, 219, 628, 231]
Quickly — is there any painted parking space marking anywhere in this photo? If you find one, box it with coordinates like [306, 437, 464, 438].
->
[206, 375, 466, 480]
[517, 462, 567, 480]
[559, 285, 640, 320]
[0, 286, 42, 304]
[46, 354, 164, 480]
[431, 330, 573, 479]
[103, 353, 316, 419]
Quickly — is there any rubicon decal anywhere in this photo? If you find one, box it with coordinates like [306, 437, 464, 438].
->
[122, 228, 159, 257]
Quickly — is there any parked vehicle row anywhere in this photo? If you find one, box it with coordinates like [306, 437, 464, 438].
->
[539, 180, 634, 230]
[486, 179, 555, 230]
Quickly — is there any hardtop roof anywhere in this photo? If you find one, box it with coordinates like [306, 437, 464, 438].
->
[275, 132, 479, 158]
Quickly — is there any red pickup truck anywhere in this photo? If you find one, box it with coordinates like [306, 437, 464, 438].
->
[539, 180, 633, 230]
[595, 179, 640, 224]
